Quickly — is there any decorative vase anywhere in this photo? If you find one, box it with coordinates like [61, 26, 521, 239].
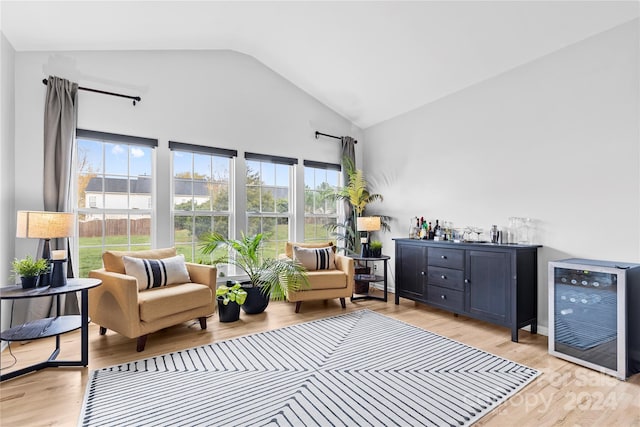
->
[370, 248, 382, 258]
[354, 266, 370, 294]
[354, 280, 370, 295]
[217, 297, 241, 322]
[20, 276, 38, 289]
[241, 284, 270, 314]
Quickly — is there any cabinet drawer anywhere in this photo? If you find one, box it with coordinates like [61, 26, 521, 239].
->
[426, 285, 464, 311]
[428, 248, 464, 269]
[428, 266, 464, 291]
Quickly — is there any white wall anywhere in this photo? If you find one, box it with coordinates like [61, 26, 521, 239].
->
[1, 32, 16, 336]
[363, 19, 640, 333]
[13, 49, 361, 258]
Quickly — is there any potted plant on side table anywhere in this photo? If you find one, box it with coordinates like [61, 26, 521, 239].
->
[369, 240, 383, 258]
[200, 232, 308, 314]
[216, 283, 248, 322]
[12, 255, 49, 289]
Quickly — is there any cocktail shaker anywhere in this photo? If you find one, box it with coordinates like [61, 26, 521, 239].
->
[490, 225, 500, 244]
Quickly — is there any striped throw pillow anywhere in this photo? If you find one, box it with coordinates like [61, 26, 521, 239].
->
[123, 254, 191, 291]
[293, 246, 335, 271]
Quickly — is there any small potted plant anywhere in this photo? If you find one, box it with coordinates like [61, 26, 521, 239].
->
[12, 255, 49, 289]
[369, 240, 383, 258]
[216, 283, 248, 322]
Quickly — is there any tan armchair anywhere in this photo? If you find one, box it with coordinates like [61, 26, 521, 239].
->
[88, 248, 217, 351]
[283, 242, 354, 313]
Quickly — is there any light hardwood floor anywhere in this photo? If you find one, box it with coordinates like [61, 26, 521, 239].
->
[1, 292, 639, 426]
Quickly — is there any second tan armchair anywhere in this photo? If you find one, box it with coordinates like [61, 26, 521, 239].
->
[283, 242, 354, 313]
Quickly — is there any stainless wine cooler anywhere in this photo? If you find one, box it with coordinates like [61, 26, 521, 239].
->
[549, 258, 640, 379]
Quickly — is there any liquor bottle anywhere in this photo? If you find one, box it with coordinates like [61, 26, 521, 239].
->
[409, 217, 417, 239]
[427, 221, 433, 240]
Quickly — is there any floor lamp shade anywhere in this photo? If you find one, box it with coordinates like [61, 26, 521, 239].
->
[16, 211, 76, 287]
[356, 216, 381, 232]
[356, 216, 381, 257]
[16, 211, 75, 239]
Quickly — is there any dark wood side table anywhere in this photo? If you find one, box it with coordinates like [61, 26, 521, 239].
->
[350, 255, 390, 302]
[0, 278, 101, 381]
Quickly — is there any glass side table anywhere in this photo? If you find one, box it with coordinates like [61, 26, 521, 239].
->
[0, 278, 101, 381]
[350, 255, 390, 302]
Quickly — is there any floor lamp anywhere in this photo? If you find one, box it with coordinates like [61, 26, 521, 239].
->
[16, 211, 76, 287]
[356, 216, 381, 258]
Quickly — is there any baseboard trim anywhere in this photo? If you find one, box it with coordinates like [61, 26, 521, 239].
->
[369, 284, 549, 337]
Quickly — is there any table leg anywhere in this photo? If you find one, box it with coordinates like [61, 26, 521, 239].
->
[383, 258, 388, 302]
[81, 289, 89, 366]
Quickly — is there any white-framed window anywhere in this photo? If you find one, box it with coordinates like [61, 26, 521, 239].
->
[303, 160, 341, 243]
[75, 129, 157, 277]
[170, 141, 236, 268]
[245, 152, 296, 258]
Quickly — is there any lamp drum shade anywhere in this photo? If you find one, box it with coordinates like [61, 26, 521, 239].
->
[16, 211, 75, 239]
[356, 216, 381, 232]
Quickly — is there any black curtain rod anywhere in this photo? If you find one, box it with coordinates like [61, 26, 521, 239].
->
[41, 78, 141, 106]
[315, 131, 358, 144]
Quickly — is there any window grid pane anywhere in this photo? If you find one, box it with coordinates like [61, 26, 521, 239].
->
[304, 165, 340, 243]
[172, 149, 233, 264]
[246, 158, 292, 258]
[76, 135, 154, 278]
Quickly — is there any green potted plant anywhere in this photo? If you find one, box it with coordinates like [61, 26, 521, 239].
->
[216, 283, 248, 322]
[12, 255, 49, 289]
[369, 240, 383, 258]
[328, 157, 390, 256]
[200, 232, 308, 314]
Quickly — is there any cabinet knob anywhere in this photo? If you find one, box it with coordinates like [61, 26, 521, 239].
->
[441, 275, 446, 280]
[464, 279, 469, 284]
[421, 271, 425, 276]
[440, 295, 446, 300]
[441, 255, 446, 259]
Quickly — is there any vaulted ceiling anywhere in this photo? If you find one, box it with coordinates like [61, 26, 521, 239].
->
[2, 1, 638, 128]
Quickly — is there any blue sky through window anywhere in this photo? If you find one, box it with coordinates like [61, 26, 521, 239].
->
[78, 138, 151, 177]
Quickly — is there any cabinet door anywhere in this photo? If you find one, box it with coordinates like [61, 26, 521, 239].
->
[466, 250, 511, 324]
[396, 243, 427, 300]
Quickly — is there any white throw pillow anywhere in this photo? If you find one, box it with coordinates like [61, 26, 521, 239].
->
[293, 246, 335, 271]
[123, 254, 191, 291]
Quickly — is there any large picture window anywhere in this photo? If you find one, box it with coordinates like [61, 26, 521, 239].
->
[170, 142, 236, 268]
[303, 160, 341, 243]
[75, 129, 157, 277]
[245, 152, 296, 258]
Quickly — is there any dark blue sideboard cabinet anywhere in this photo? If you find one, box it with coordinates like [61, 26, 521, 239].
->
[394, 238, 541, 342]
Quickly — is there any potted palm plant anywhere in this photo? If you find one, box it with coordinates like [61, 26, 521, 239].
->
[328, 157, 390, 256]
[200, 232, 308, 314]
[328, 158, 390, 293]
[12, 255, 49, 289]
[216, 283, 248, 322]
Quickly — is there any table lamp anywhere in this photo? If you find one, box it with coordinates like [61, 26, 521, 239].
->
[16, 210, 75, 287]
[356, 216, 381, 257]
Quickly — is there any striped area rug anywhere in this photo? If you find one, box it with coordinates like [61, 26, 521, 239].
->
[79, 310, 539, 426]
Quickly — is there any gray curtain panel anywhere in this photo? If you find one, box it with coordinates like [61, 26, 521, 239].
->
[340, 136, 356, 222]
[24, 76, 80, 321]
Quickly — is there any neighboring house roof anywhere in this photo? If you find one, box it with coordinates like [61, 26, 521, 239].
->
[85, 176, 289, 200]
[85, 176, 210, 196]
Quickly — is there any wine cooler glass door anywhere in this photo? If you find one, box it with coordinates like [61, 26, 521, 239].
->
[552, 266, 624, 375]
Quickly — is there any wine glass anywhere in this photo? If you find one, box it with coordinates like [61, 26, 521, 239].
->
[472, 227, 483, 242]
[463, 226, 474, 242]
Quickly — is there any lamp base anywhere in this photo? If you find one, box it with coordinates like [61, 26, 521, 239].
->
[360, 243, 370, 258]
[50, 259, 67, 287]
